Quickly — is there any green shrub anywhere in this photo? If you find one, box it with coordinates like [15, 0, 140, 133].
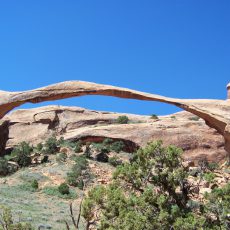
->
[74, 140, 83, 153]
[61, 140, 76, 149]
[189, 167, 201, 177]
[103, 138, 113, 146]
[56, 152, 67, 163]
[57, 136, 65, 146]
[91, 142, 110, 162]
[0, 205, 34, 229]
[10, 142, 33, 167]
[31, 179, 39, 190]
[66, 155, 88, 189]
[207, 162, 219, 171]
[84, 144, 92, 158]
[150, 114, 159, 119]
[92, 142, 105, 152]
[43, 136, 59, 154]
[108, 156, 122, 167]
[205, 183, 230, 228]
[36, 143, 43, 151]
[116, 116, 129, 124]
[69, 154, 78, 161]
[92, 139, 125, 154]
[58, 183, 70, 195]
[66, 172, 80, 187]
[77, 178, 84, 190]
[73, 155, 88, 170]
[82, 141, 227, 230]
[43, 186, 76, 199]
[19, 182, 38, 192]
[110, 141, 125, 153]
[0, 157, 9, 176]
[198, 157, 209, 172]
[189, 116, 200, 121]
[203, 172, 216, 183]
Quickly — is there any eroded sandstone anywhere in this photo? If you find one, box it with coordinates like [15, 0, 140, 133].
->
[1, 105, 227, 162]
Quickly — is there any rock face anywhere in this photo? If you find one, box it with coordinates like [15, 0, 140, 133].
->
[1, 105, 227, 162]
[0, 81, 230, 155]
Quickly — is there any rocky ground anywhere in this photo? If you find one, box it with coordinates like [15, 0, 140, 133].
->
[0, 144, 229, 229]
[0, 144, 130, 229]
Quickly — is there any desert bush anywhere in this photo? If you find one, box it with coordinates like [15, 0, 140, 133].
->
[92, 139, 125, 154]
[74, 140, 83, 153]
[31, 179, 39, 190]
[198, 157, 209, 172]
[58, 183, 70, 195]
[66, 155, 88, 189]
[150, 114, 159, 119]
[43, 136, 59, 154]
[92, 142, 107, 152]
[43, 186, 76, 199]
[76, 178, 84, 190]
[110, 141, 125, 153]
[189, 116, 200, 121]
[56, 152, 67, 163]
[73, 155, 88, 170]
[36, 143, 43, 152]
[10, 142, 33, 167]
[81, 141, 228, 230]
[204, 183, 230, 229]
[19, 182, 38, 193]
[67, 171, 81, 187]
[0, 157, 9, 176]
[108, 156, 122, 167]
[84, 144, 92, 158]
[116, 115, 129, 124]
[103, 138, 113, 145]
[57, 136, 65, 146]
[207, 162, 219, 171]
[203, 172, 216, 183]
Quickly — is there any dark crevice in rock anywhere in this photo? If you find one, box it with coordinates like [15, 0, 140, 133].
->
[70, 136, 139, 153]
[0, 120, 10, 155]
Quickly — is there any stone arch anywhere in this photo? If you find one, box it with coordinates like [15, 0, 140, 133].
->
[0, 81, 230, 154]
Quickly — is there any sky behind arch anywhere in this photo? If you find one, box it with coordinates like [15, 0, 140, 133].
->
[0, 1, 229, 115]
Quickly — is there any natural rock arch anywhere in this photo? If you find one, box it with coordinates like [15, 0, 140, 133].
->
[1, 81, 230, 155]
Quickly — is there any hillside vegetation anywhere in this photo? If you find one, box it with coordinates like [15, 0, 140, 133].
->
[0, 137, 229, 229]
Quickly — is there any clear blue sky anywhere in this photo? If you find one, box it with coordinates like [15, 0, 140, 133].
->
[0, 1, 229, 115]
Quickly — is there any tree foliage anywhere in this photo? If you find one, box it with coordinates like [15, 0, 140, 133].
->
[58, 183, 70, 195]
[116, 116, 129, 124]
[0, 205, 34, 230]
[43, 136, 59, 154]
[0, 158, 9, 176]
[82, 141, 230, 230]
[66, 155, 88, 189]
[10, 142, 33, 167]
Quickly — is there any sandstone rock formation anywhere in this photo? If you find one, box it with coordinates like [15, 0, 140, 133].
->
[1, 105, 227, 162]
[0, 81, 230, 155]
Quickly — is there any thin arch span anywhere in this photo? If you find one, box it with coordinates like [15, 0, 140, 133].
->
[0, 81, 230, 154]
